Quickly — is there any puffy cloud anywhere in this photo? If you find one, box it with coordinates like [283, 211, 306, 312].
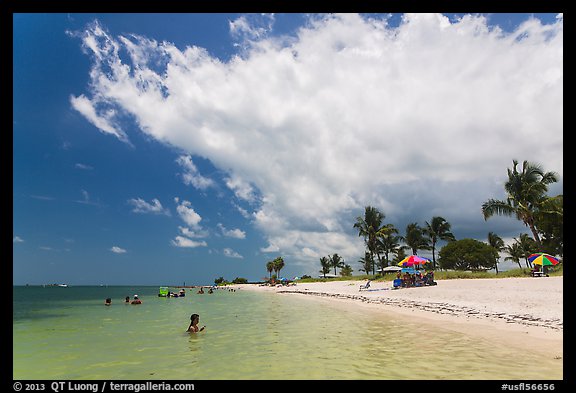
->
[171, 236, 207, 248]
[218, 223, 246, 239]
[13, 236, 24, 243]
[172, 199, 209, 247]
[174, 198, 203, 230]
[110, 246, 127, 253]
[175, 155, 215, 190]
[72, 14, 563, 272]
[223, 247, 244, 259]
[128, 197, 170, 215]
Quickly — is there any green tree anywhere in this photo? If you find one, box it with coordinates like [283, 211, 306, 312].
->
[438, 238, 497, 271]
[487, 232, 505, 274]
[329, 253, 344, 276]
[378, 224, 401, 268]
[504, 242, 525, 270]
[514, 233, 538, 268]
[319, 256, 331, 278]
[266, 260, 275, 280]
[354, 206, 386, 274]
[403, 222, 430, 256]
[340, 264, 353, 277]
[273, 256, 285, 278]
[482, 159, 559, 250]
[534, 194, 563, 257]
[424, 216, 456, 269]
[358, 252, 374, 275]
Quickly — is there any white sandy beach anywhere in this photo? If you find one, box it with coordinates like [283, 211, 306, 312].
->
[234, 277, 563, 359]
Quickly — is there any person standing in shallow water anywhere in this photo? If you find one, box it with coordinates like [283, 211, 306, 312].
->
[187, 313, 206, 333]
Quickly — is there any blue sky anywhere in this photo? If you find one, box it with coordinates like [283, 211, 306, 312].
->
[13, 13, 563, 285]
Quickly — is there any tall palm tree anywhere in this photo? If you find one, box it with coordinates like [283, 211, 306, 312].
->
[424, 216, 456, 269]
[354, 206, 386, 275]
[266, 260, 275, 280]
[403, 222, 430, 256]
[319, 256, 331, 278]
[514, 233, 538, 268]
[358, 252, 373, 275]
[329, 253, 344, 276]
[505, 242, 525, 270]
[273, 256, 285, 278]
[482, 159, 559, 250]
[487, 232, 505, 274]
[378, 225, 401, 268]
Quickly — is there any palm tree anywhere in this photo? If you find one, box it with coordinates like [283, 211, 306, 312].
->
[266, 260, 275, 281]
[487, 232, 505, 274]
[319, 256, 331, 278]
[340, 264, 353, 276]
[354, 206, 386, 274]
[505, 242, 525, 270]
[482, 159, 559, 250]
[514, 233, 538, 268]
[377, 223, 400, 268]
[273, 256, 285, 278]
[329, 253, 344, 276]
[358, 252, 373, 275]
[424, 216, 456, 269]
[403, 222, 430, 256]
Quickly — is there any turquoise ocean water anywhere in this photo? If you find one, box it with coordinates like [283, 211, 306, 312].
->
[13, 285, 561, 380]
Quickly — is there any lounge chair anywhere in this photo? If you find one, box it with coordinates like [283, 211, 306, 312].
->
[359, 280, 371, 291]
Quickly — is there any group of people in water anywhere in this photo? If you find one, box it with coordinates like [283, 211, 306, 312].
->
[104, 295, 142, 305]
[103, 293, 207, 334]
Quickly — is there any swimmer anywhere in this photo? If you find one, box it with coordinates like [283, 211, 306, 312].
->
[131, 294, 142, 304]
[186, 313, 206, 333]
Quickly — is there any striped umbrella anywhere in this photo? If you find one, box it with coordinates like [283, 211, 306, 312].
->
[528, 253, 559, 266]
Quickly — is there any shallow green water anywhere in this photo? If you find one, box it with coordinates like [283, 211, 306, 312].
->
[13, 286, 562, 380]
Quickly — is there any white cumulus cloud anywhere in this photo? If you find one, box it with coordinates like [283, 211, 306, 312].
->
[71, 14, 563, 273]
[110, 246, 127, 254]
[128, 197, 171, 215]
[223, 247, 244, 259]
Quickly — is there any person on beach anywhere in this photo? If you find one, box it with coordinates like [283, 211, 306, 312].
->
[105, 298, 112, 306]
[131, 295, 142, 304]
[187, 313, 206, 333]
[197, 287, 204, 294]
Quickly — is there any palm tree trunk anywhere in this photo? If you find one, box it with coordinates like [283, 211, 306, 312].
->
[527, 219, 543, 251]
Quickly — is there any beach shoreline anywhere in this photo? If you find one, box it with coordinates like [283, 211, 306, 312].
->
[234, 277, 563, 360]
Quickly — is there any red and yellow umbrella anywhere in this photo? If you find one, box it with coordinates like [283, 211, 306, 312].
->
[528, 253, 559, 266]
[398, 255, 431, 267]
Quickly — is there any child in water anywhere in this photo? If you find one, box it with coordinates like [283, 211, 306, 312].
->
[187, 313, 206, 333]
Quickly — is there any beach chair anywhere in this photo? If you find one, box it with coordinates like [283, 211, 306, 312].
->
[359, 280, 371, 291]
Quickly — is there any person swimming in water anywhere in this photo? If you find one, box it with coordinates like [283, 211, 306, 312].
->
[130, 295, 142, 304]
[186, 313, 206, 333]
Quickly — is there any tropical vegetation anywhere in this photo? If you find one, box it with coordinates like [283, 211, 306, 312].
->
[271, 159, 561, 280]
[482, 159, 560, 252]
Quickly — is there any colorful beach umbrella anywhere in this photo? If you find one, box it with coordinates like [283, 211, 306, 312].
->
[398, 255, 430, 267]
[528, 253, 559, 266]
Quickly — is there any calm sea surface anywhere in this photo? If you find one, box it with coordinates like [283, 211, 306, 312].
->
[13, 285, 561, 380]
